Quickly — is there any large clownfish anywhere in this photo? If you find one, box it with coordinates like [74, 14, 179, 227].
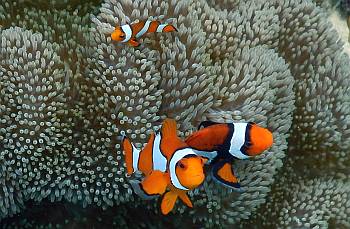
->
[122, 119, 207, 215]
[111, 20, 177, 47]
[185, 121, 273, 191]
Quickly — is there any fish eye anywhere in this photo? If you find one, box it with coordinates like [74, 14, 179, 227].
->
[120, 35, 125, 38]
[178, 162, 185, 169]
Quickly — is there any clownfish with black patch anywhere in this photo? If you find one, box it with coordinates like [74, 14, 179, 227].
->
[111, 19, 177, 47]
[185, 121, 273, 191]
[122, 119, 207, 215]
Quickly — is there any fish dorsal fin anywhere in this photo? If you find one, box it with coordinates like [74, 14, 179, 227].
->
[160, 191, 178, 215]
[161, 118, 178, 137]
[160, 118, 187, 159]
[178, 192, 193, 208]
[211, 159, 243, 192]
[185, 123, 230, 152]
[198, 120, 220, 130]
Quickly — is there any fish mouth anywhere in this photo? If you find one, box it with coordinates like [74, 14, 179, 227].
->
[191, 174, 203, 178]
[191, 174, 205, 181]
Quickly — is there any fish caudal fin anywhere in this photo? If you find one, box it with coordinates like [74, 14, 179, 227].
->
[161, 118, 178, 137]
[161, 191, 178, 215]
[212, 160, 243, 192]
[178, 192, 193, 208]
[122, 136, 140, 175]
[162, 24, 177, 32]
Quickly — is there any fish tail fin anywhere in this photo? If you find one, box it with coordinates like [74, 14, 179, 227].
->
[161, 118, 178, 138]
[122, 136, 140, 175]
[162, 24, 177, 32]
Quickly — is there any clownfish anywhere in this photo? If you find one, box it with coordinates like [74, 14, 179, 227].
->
[122, 119, 207, 215]
[111, 20, 177, 47]
[185, 121, 273, 191]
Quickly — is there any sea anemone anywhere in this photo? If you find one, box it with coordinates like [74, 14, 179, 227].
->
[0, 0, 349, 228]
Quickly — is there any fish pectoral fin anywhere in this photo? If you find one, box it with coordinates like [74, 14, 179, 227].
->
[178, 192, 193, 208]
[141, 170, 167, 195]
[129, 179, 158, 200]
[160, 191, 178, 215]
[128, 37, 140, 47]
[212, 160, 243, 192]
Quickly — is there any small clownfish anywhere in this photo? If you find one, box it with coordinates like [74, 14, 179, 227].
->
[122, 119, 207, 215]
[111, 20, 177, 47]
[185, 121, 273, 191]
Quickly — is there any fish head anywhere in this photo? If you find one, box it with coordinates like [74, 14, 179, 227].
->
[246, 123, 273, 156]
[175, 155, 206, 190]
[111, 27, 126, 41]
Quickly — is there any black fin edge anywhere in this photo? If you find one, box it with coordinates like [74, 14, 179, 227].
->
[198, 120, 220, 130]
[211, 160, 243, 192]
[129, 180, 159, 200]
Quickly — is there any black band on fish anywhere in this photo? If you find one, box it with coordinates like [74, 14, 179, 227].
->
[240, 122, 253, 155]
[218, 123, 234, 154]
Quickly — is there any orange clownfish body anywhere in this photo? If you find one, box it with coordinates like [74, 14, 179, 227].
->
[122, 119, 206, 215]
[111, 20, 177, 47]
[185, 121, 273, 191]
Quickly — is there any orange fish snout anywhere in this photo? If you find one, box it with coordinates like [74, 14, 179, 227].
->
[176, 157, 206, 190]
[246, 124, 273, 156]
[111, 27, 126, 41]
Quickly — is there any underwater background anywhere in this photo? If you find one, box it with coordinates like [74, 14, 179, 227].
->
[0, 0, 350, 228]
